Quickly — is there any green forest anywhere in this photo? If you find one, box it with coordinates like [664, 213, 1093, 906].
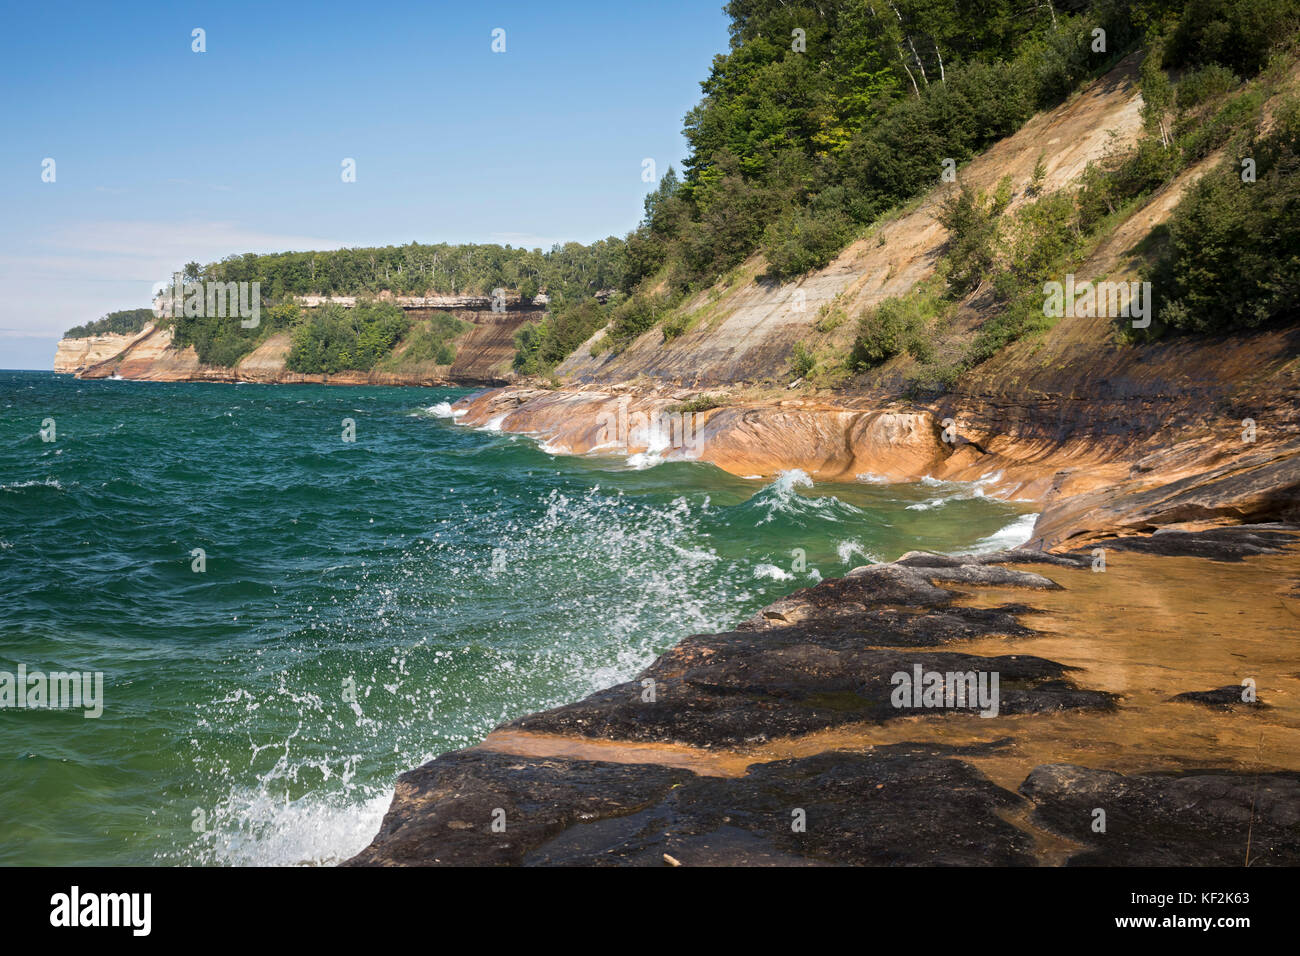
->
[70, 0, 1300, 380]
[63, 308, 154, 339]
[199, 238, 627, 304]
[140, 242, 629, 372]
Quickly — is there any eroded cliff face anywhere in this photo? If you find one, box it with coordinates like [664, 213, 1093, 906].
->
[443, 51, 1300, 552]
[556, 56, 1146, 387]
[55, 305, 542, 386]
[53, 328, 154, 374]
[450, 355, 1300, 550]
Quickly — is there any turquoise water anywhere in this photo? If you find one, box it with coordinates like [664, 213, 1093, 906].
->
[0, 370, 1033, 865]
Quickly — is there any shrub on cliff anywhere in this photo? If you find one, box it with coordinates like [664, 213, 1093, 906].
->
[789, 341, 816, 379]
[936, 177, 1012, 297]
[668, 394, 727, 414]
[1075, 137, 1178, 235]
[850, 296, 930, 370]
[599, 291, 681, 354]
[285, 302, 409, 374]
[1149, 97, 1300, 333]
[995, 189, 1083, 298]
[380, 312, 467, 369]
[760, 199, 856, 281]
[513, 299, 610, 375]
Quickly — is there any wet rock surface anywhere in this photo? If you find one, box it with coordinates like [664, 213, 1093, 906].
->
[1031, 452, 1300, 551]
[1020, 764, 1300, 866]
[510, 644, 1113, 747]
[349, 749, 1037, 866]
[508, 552, 1115, 747]
[1077, 524, 1300, 562]
[344, 750, 691, 866]
[895, 548, 1091, 570]
[349, 528, 1300, 866]
[1168, 685, 1268, 710]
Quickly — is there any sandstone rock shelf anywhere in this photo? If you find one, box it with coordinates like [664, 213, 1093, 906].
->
[347, 528, 1300, 866]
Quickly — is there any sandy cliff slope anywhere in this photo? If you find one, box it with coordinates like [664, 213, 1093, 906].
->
[556, 56, 1146, 386]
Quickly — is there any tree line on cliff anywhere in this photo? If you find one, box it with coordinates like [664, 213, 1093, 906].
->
[63, 308, 154, 339]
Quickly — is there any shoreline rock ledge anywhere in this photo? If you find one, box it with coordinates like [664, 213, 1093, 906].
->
[346, 526, 1300, 867]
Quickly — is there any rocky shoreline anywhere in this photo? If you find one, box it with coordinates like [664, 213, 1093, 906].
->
[448, 380, 1300, 547]
[346, 526, 1300, 866]
[337, 366, 1300, 867]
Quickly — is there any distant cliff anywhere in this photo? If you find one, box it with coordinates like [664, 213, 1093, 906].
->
[54, 296, 543, 386]
[54, 327, 153, 375]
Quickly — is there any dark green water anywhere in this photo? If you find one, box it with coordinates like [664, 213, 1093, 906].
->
[0, 370, 1033, 865]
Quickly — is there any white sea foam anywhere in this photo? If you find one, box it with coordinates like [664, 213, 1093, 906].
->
[2, 477, 64, 491]
[837, 539, 878, 565]
[906, 473, 999, 509]
[753, 563, 794, 581]
[426, 402, 466, 419]
[198, 786, 394, 867]
[748, 469, 867, 526]
[969, 512, 1039, 553]
[625, 451, 662, 469]
[624, 421, 676, 469]
[754, 469, 813, 524]
[906, 497, 946, 511]
[773, 468, 814, 493]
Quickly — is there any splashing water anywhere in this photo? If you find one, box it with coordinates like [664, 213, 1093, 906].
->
[0, 373, 1034, 865]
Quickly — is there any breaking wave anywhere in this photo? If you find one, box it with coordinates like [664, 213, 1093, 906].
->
[421, 401, 466, 419]
[969, 511, 1039, 553]
[743, 469, 868, 527]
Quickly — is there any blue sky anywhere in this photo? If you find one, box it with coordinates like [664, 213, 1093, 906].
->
[0, 0, 730, 368]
